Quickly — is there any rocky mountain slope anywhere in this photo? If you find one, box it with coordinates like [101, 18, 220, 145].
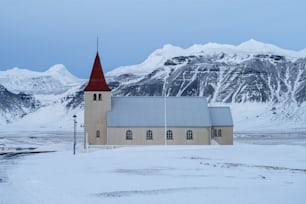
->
[107, 40, 306, 104]
[1, 40, 305, 131]
[0, 84, 40, 123]
[108, 53, 306, 104]
[0, 65, 85, 128]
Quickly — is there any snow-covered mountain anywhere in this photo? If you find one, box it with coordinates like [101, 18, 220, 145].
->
[0, 64, 82, 95]
[1, 39, 306, 131]
[0, 85, 40, 123]
[0, 65, 85, 129]
[108, 52, 306, 104]
[107, 39, 306, 77]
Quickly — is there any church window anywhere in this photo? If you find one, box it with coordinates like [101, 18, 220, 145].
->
[146, 130, 153, 140]
[186, 130, 193, 140]
[218, 129, 222, 137]
[126, 130, 133, 140]
[93, 94, 97, 101]
[213, 129, 222, 137]
[96, 130, 100, 138]
[166, 130, 173, 140]
[98, 94, 102, 101]
[213, 129, 217, 137]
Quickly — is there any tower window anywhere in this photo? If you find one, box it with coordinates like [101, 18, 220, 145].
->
[146, 130, 153, 140]
[213, 129, 217, 137]
[213, 129, 222, 137]
[166, 130, 173, 140]
[186, 130, 193, 140]
[126, 130, 133, 140]
[98, 94, 102, 101]
[93, 94, 97, 101]
[96, 130, 100, 138]
[218, 129, 222, 137]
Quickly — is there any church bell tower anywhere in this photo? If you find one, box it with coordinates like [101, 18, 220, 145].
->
[84, 52, 111, 145]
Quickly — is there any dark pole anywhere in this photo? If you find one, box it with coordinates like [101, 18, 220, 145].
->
[73, 115, 77, 155]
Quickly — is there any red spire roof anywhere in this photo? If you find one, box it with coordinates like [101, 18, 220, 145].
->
[84, 52, 111, 92]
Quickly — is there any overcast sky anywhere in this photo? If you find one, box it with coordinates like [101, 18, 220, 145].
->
[1, 0, 306, 78]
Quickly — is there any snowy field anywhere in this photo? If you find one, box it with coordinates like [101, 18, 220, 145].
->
[1, 131, 306, 204]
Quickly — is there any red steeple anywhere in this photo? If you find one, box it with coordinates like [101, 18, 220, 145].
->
[84, 52, 111, 92]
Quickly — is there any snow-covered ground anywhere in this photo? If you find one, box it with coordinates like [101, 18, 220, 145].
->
[1, 132, 306, 204]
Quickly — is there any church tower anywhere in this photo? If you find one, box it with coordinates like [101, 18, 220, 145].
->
[84, 52, 111, 145]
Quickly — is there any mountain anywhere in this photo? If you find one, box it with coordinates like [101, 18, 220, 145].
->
[107, 39, 306, 77]
[106, 40, 306, 105]
[0, 65, 85, 129]
[1, 39, 306, 131]
[106, 40, 306, 131]
[0, 84, 40, 124]
[0, 64, 82, 95]
[108, 52, 306, 104]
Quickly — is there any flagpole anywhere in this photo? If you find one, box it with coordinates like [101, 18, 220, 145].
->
[164, 72, 170, 145]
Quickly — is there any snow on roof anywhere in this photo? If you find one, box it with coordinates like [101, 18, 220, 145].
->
[209, 107, 233, 127]
[107, 96, 212, 127]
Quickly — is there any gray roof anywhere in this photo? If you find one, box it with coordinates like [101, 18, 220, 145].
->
[107, 96, 212, 127]
[208, 107, 233, 127]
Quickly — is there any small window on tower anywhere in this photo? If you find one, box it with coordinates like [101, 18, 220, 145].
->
[93, 94, 97, 101]
[96, 130, 100, 138]
[213, 129, 217, 137]
[98, 94, 102, 101]
[218, 129, 222, 137]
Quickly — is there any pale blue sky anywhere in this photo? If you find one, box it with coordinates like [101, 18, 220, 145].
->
[1, 0, 305, 78]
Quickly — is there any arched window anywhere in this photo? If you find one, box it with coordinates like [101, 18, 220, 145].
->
[93, 94, 97, 101]
[96, 130, 100, 138]
[146, 130, 153, 140]
[126, 130, 133, 140]
[166, 130, 173, 140]
[186, 130, 193, 140]
[98, 94, 102, 101]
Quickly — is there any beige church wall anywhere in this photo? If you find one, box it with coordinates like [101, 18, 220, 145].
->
[107, 127, 210, 145]
[211, 126, 233, 145]
[84, 91, 111, 145]
[107, 128, 164, 145]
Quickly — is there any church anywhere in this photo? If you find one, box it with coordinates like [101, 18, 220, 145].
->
[84, 52, 233, 146]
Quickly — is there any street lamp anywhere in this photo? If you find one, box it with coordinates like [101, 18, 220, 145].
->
[73, 114, 77, 155]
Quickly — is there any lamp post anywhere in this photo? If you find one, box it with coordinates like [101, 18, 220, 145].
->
[164, 90, 167, 145]
[73, 114, 77, 155]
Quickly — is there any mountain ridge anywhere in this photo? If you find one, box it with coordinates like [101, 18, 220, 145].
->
[1, 39, 306, 131]
[106, 39, 306, 77]
[0, 64, 84, 95]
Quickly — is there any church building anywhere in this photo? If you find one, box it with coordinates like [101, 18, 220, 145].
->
[84, 52, 233, 146]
